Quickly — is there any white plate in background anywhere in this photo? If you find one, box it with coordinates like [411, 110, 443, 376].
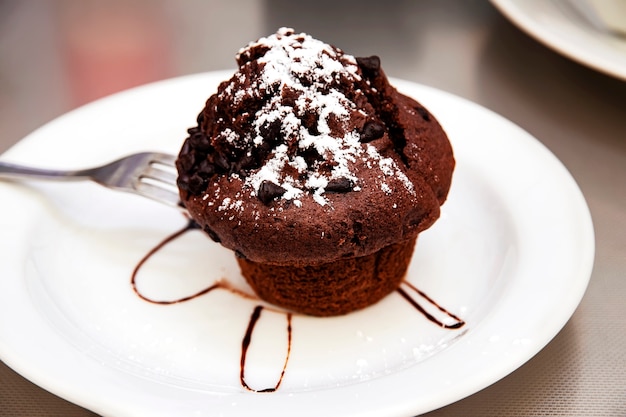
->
[491, 0, 626, 80]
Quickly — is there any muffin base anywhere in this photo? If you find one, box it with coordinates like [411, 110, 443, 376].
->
[237, 237, 417, 316]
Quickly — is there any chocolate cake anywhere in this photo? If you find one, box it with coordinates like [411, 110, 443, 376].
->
[176, 28, 454, 316]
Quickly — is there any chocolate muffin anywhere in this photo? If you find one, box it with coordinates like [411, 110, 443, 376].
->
[176, 28, 454, 316]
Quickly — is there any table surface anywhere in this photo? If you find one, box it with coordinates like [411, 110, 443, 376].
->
[1, 1, 625, 416]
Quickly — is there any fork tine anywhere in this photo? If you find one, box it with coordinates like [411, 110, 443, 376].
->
[134, 180, 184, 210]
[0, 150, 187, 211]
[132, 152, 185, 210]
[141, 164, 178, 185]
[149, 153, 177, 166]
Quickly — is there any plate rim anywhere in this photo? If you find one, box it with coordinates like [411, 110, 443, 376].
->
[490, 0, 626, 81]
[0, 71, 595, 417]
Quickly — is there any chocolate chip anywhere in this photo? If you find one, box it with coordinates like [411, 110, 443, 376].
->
[176, 174, 191, 191]
[259, 119, 282, 143]
[176, 152, 195, 172]
[301, 110, 319, 135]
[236, 44, 270, 66]
[298, 73, 314, 87]
[233, 153, 256, 174]
[197, 159, 215, 178]
[257, 180, 286, 205]
[180, 138, 194, 156]
[189, 131, 212, 152]
[326, 177, 354, 193]
[360, 121, 385, 143]
[187, 173, 206, 194]
[213, 152, 230, 172]
[415, 106, 430, 121]
[356, 56, 381, 77]
[196, 111, 205, 126]
[177, 172, 205, 195]
[299, 146, 323, 166]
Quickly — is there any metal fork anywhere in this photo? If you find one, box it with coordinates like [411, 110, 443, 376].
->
[0, 152, 184, 210]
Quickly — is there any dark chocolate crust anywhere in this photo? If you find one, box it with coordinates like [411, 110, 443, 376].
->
[176, 29, 454, 266]
[238, 238, 417, 316]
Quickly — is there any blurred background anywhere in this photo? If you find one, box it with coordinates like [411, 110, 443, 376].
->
[0, 0, 541, 153]
[1, 1, 625, 416]
[0, 0, 259, 149]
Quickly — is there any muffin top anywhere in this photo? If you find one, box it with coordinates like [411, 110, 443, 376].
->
[176, 28, 454, 265]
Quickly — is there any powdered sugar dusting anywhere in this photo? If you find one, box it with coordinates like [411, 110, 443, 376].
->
[220, 28, 414, 206]
[366, 145, 414, 193]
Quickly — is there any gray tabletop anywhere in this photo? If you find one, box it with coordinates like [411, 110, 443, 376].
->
[1, 1, 625, 416]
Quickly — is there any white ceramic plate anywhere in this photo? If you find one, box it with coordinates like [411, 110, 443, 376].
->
[490, 0, 626, 80]
[0, 72, 594, 417]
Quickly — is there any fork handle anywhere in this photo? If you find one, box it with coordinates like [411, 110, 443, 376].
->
[0, 161, 93, 181]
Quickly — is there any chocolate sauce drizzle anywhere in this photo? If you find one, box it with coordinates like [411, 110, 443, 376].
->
[131, 220, 255, 304]
[131, 221, 465, 392]
[397, 281, 465, 329]
[240, 306, 293, 393]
